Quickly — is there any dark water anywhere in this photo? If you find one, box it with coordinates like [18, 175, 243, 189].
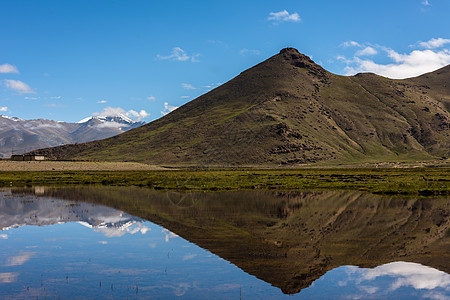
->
[0, 187, 449, 299]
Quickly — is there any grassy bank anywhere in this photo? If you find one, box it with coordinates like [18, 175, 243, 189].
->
[0, 168, 448, 196]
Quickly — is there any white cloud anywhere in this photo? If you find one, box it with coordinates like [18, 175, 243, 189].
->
[147, 96, 156, 101]
[93, 107, 150, 121]
[2, 79, 35, 94]
[0, 63, 19, 74]
[0, 107, 7, 112]
[341, 41, 362, 48]
[356, 46, 378, 56]
[422, 0, 431, 6]
[94, 107, 126, 117]
[24, 96, 39, 100]
[161, 102, 179, 116]
[97, 100, 107, 104]
[181, 83, 196, 90]
[268, 10, 301, 23]
[127, 109, 150, 121]
[157, 47, 200, 62]
[340, 41, 450, 79]
[240, 48, 261, 56]
[50, 96, 61, 99]
[0, 233, 8, 239]
[419, 38, 450, 49]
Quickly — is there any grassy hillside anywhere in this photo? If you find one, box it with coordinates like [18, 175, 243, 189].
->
[31, 48, 450, 166]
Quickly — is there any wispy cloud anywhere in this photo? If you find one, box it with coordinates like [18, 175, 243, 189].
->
[24, 96, 39, 100]
[0, 107, 7, 112]
[43, 103, 61, 107]
[419, 37, 450, 49]
[97, 100, 107, 104]
[341, 41, 362, 48]
[157, 47, 200, 62]
[181, 83, 196, 90]
[268, 10, 301, 24]
[240, 48, 261, 56]
[2, 79, 35, 94]
[161, 102, 178, 116]
[147, 96, 156, 101]
[0, 63, 19, 74]
[356, 46, 378, 56]
[421, 0, 431, 6]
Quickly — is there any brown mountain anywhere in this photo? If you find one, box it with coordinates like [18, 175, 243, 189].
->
[31, 48, 450, 166]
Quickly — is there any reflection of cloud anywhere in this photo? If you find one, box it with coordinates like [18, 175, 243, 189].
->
[361, 262, 450, 290]
[0, 272, 19, 283]
[423, 291, 449, 300]
[182, 254, 197, 261]
[212, 284, 241, 292]
[99, 268, 149, 276]
[173, 283, 190, 297]
[0, 234, 7, 239]
[88, 222, 151, 238]
[6, 251, 35, 266]
[162, 229, 179, 242]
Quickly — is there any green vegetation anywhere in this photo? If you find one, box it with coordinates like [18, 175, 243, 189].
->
[1, 168, 448, 196]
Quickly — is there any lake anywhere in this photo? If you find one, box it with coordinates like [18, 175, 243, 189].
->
[1, 187, 449, 299]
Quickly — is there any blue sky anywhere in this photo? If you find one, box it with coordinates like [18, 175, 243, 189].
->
[1, 0, 449, 123]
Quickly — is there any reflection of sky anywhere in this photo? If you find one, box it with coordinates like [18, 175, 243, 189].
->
[301, 262, 450, 299]
[352, 262, 450, 291]
[1, 191, 449, 299]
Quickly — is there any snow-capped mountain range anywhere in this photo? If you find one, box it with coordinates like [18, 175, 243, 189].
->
[0, 114, 145, 158]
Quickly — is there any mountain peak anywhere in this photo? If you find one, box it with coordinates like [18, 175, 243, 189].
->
[278, 48, 327, 78]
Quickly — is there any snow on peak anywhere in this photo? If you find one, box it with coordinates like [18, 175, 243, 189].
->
[77, 114, 137, 125]
[0, 115, 23, 122]
[77, 116, 93, 123]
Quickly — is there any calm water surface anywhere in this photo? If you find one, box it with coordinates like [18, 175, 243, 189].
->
[0, 187, 449, 299]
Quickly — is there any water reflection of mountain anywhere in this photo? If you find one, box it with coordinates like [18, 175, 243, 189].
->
[6, 187, 450, 295]
[0, 189, 148, 237]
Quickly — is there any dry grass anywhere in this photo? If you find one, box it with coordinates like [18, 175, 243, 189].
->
[0, 161, 168, 171]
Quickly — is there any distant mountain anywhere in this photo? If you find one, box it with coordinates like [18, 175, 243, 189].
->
[31, 48, 450, 166]
[0, 114, 144, 158]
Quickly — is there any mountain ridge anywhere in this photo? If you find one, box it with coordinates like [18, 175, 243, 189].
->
[30, 48, 450, 166]
[0, 114, 144, 158]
